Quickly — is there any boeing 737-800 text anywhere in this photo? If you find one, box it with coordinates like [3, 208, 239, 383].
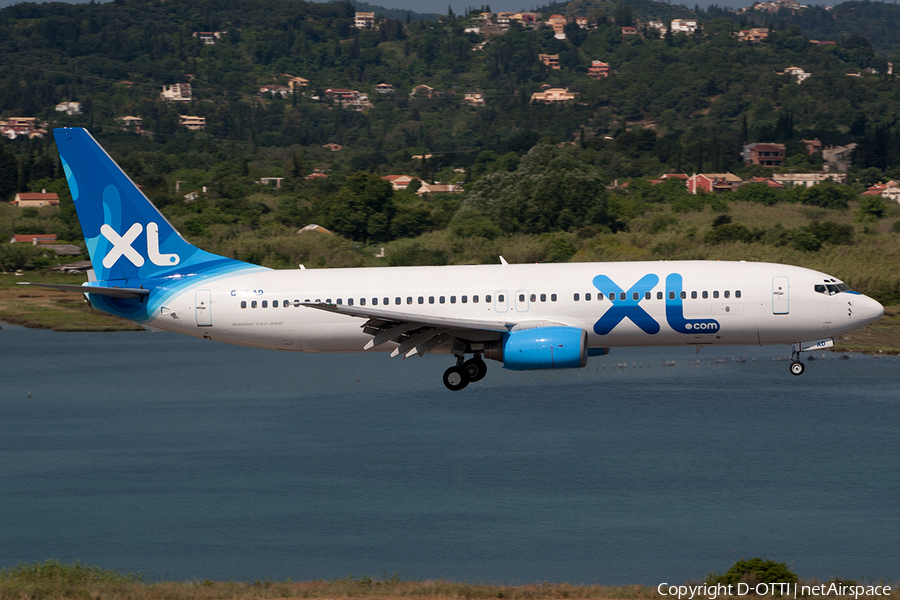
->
[23, 128, 885, 390]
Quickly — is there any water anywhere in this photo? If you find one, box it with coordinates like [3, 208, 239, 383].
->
[1, 323, 898, 584]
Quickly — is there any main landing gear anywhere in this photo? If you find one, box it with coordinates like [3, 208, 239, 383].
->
[790, 345, 806, 376]
[443, 354, 487, 391]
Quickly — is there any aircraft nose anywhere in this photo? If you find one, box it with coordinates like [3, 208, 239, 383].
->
[856, 294, 884, 326]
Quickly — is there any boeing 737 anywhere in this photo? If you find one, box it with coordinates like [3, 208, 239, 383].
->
[23, 128, 885, 390]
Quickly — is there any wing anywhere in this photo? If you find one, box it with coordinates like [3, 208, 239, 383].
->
[301, 301, 582, 358]
[17, 282, 150, 299]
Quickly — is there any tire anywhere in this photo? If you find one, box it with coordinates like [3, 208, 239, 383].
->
[443, 366, 469, 391]
[463, 357, 487, 383]
[790, 361, 805, 376]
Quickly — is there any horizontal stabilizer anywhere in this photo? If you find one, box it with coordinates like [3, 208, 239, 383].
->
[17, 282, 150, 299]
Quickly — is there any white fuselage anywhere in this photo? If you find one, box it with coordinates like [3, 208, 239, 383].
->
[143, 261, 883, 355]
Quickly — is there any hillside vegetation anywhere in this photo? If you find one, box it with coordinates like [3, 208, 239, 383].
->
[2, 0, 900, 304]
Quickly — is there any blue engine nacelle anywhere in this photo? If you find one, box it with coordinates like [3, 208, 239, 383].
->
[484, 326, 589, 370]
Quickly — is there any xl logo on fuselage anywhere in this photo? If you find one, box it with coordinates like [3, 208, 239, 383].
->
[592, 273, 721, 336]
[100, 222, 180, 268]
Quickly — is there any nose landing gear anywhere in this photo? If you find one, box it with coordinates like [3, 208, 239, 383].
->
[790, 344, 805, 376]
[443, 354, 488, 391]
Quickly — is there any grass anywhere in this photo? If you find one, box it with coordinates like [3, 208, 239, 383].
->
[0, 562, 897, 600]
[0, 272, 145, 332]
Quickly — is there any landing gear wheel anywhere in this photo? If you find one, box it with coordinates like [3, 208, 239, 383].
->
[790, 360, 805, 376]
[443, 366, 470, 391]
[463, 357, 487, 382]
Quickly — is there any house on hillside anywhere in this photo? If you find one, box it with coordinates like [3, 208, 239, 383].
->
[737, 27, 769, 42]
[161, 83, 192, 102]
[416, 182, 461, 195]
[575, 17, 589, 28]
[548, 14, 567, 38]
[259, 85, 291, 98]
[382, 175, 417, 190]
[863, 181, 900, 203]
[9, 192, 59, 208]
[55, 101, 82, 115]
[116, 116, 144, 133]
[588, 60, 611, 78]
[742, 143, 785, 167]
[10, 234, 57, 244]
[192, 31, 224, 44]
[780, 66, 811, 83]
[354, 12, 375, 29]
[179, 115, 206, 130]
[823, 143, 857, 172]
[375, 83, 395, 94]
[621, 26, 638, 36]
[687, 173, 743, 194]
[288, 77, 309, 93]
[1, 117, 45, 139]
[771, 172, 846, 187]
[538, 53, 560, 69]
[801, 138, 823, 155]
[530, 88, 577, 103]
[410, 85, 435, 99]
[464, 92, 485, 106]
[671, 19, 697, 33]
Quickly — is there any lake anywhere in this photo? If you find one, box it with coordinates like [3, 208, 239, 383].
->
[1, 323, 898, 584]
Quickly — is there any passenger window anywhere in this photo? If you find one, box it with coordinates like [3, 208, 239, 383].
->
[451, 296, 457, 304]
[585, 293, 591, 301]
[691, 291, 697, 299]
[348, 298, 354, 306]
[383, 297, 389, 305]
[462, 295, 468, 303]
[241, 300, 247, 309]
[530, 294, 535, 302]
[702, 291, 708, 299]
[657, 292, 663, 300]
[372, 298, 378, 305]
[360, 298, 366, 306]
[644, 292, 650, 300]
[273, 300, 279, 308]
[473, 295, 479, 303]
[598, 292, 605, 300]
[551, 294, 557, 301]
[713, 291, 719, 299]
[633, 292, 639, 301]
[418, 296, 424, 304]
[487, 295, 493, 302]
[407, 297, 413, 304]
[336, 299, 342, 305]
[251, 300, 257, 308]
[574, 293, 580, 301]
[668, 292, 675, 300]
[395, 297, 401, 305]
[518, 294, 524, 302]
[735, 290, 742, 298]
[724, 290, 730, 298]
[262, 300, 268, 308]
[326, 299, 332, 304]
[680, 292, 686, 300]
[440, 296, 446, 304]
[619, 292, 626, 301]
[540, 294, 546, 302]
[285, 299, 290, 306]
[429, 296, 435, 304]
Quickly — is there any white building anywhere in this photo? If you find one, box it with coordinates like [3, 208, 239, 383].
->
[55, 101, 82, 115]
[161, 83, 192, 102]
[671, 19, 698, 33]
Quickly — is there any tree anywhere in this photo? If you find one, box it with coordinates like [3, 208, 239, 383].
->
[707, 558, 798, 586]
[801, 182, 854, 209]
[318, 172, 396, 242]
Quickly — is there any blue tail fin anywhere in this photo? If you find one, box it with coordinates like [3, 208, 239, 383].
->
[54, 127, 254, 282]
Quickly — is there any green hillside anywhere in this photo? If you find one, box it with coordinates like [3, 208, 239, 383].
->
[2, 0, 900, 304]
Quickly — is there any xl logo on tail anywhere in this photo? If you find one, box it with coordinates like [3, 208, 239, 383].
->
[101, 222, 180, 268]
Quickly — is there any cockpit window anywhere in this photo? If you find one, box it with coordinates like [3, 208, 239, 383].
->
[816, 282, 852, 295]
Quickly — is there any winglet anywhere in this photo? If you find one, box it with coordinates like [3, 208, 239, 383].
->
[499, 256, 509, 265]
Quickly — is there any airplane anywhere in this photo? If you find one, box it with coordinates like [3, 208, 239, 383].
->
[22, 128, 885, 391]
